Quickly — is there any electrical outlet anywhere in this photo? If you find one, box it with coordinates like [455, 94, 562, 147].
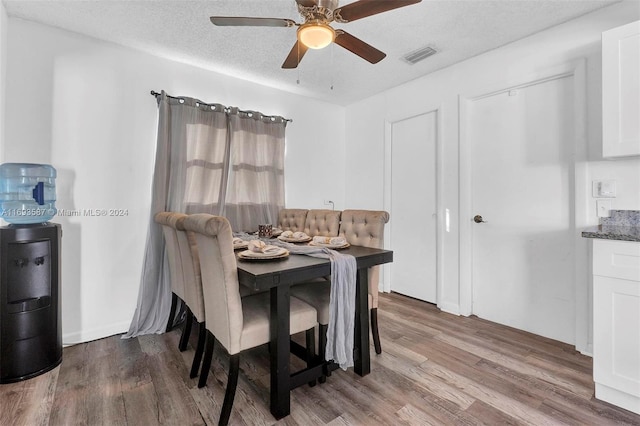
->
[596, 199, 612, 217]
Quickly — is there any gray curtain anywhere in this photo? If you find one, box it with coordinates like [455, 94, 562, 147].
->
[224, 109, 286, 232]
[125, 91, 286, 338]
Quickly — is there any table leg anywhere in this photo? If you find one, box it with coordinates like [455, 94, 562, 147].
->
[354, 267, 371, 376]
[270, 284, 291, 419]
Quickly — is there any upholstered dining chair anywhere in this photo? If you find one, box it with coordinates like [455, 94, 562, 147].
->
[290, 209, 389, 360]
[154, 212, 190, 350]
[277, 208, 308, 232]
[172, 213, 207, 378]
[304, 209, 342, 237]
[173, 212, 266, 379]
[339, 210, 389, 354]
[183, 214, 318, 426]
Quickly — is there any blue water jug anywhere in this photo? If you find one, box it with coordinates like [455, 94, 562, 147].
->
[0, 163, 57, 224]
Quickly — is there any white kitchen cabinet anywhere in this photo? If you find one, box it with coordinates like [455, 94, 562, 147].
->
[602, 20, 640, 158]
[593, 239, 640, 414]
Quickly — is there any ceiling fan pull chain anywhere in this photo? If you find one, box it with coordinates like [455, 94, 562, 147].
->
[297, 42, 301, 85]
[330, 43, 334, 90]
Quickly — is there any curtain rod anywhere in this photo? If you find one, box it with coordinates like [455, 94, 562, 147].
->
[150, 90, 292, 123]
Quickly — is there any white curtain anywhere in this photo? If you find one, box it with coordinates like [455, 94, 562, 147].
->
[125, 91, 287, 338]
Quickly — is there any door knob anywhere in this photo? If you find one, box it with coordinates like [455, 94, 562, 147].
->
[473, 215, 487, 223]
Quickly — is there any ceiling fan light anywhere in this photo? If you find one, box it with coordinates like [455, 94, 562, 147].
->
[298, 23, 335, 49]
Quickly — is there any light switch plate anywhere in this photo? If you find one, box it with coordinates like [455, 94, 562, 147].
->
[596, 199, 612, 217]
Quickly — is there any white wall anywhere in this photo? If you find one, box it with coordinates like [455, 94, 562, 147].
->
[0, 2, 7, 162]
[345, 1, 640, 353]
[4, 18, 345, 344]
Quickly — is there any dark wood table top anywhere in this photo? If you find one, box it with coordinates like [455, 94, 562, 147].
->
[236, 245, 393, 291]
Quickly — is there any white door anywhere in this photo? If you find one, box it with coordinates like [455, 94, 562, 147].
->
[468, 76, 575, 344]
[389, 112, 437, 303]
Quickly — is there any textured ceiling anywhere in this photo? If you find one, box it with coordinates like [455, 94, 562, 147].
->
[3, 0, 621, 105]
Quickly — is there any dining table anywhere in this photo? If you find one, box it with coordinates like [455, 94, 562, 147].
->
[235, 244, 393, 420]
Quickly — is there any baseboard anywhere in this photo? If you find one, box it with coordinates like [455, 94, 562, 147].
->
[578, 343, 594, 357]
[62, 320, 130, 346]
[595, 382, 640, 415]
[438, 301, 460, 316]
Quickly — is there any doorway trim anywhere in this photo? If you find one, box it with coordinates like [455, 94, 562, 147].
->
[383, 106, 444, 309]
[458, 60, 589, 351]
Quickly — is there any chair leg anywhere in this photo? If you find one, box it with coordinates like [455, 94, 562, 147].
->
[319, 323, 328, 382]
[166, 293, 178, 332]
[179, 308, 193, 352]
[306, 328, 317, 387]
[371, 308, 382, 355]
[198, 330, 215, 388]
[219, 354, 240, 426]
[190, 321, 207, 378]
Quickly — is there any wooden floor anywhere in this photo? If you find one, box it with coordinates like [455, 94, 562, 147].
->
[2, 292, 639, 425]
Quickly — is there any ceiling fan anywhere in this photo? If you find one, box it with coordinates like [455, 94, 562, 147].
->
[210, 0, 422, 69]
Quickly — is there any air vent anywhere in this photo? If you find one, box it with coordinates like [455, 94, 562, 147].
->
[402, 46, 438, 65]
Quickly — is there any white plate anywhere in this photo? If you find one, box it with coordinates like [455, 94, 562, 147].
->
[277, 235, 312, 243]
[238, 248, 289, 260]
[308, 241, 351, 250]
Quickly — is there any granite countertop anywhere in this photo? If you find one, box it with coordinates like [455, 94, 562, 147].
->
[581, 210, 640, 242]
[581, 225, 640, 242]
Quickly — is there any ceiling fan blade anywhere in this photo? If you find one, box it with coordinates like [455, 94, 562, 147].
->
[296, 0, 318, 7]
[210, 17, 296, 27]
[334, 31, 386, 64]
[282, 41, 309, 69]
[334, 0, 421, 23]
